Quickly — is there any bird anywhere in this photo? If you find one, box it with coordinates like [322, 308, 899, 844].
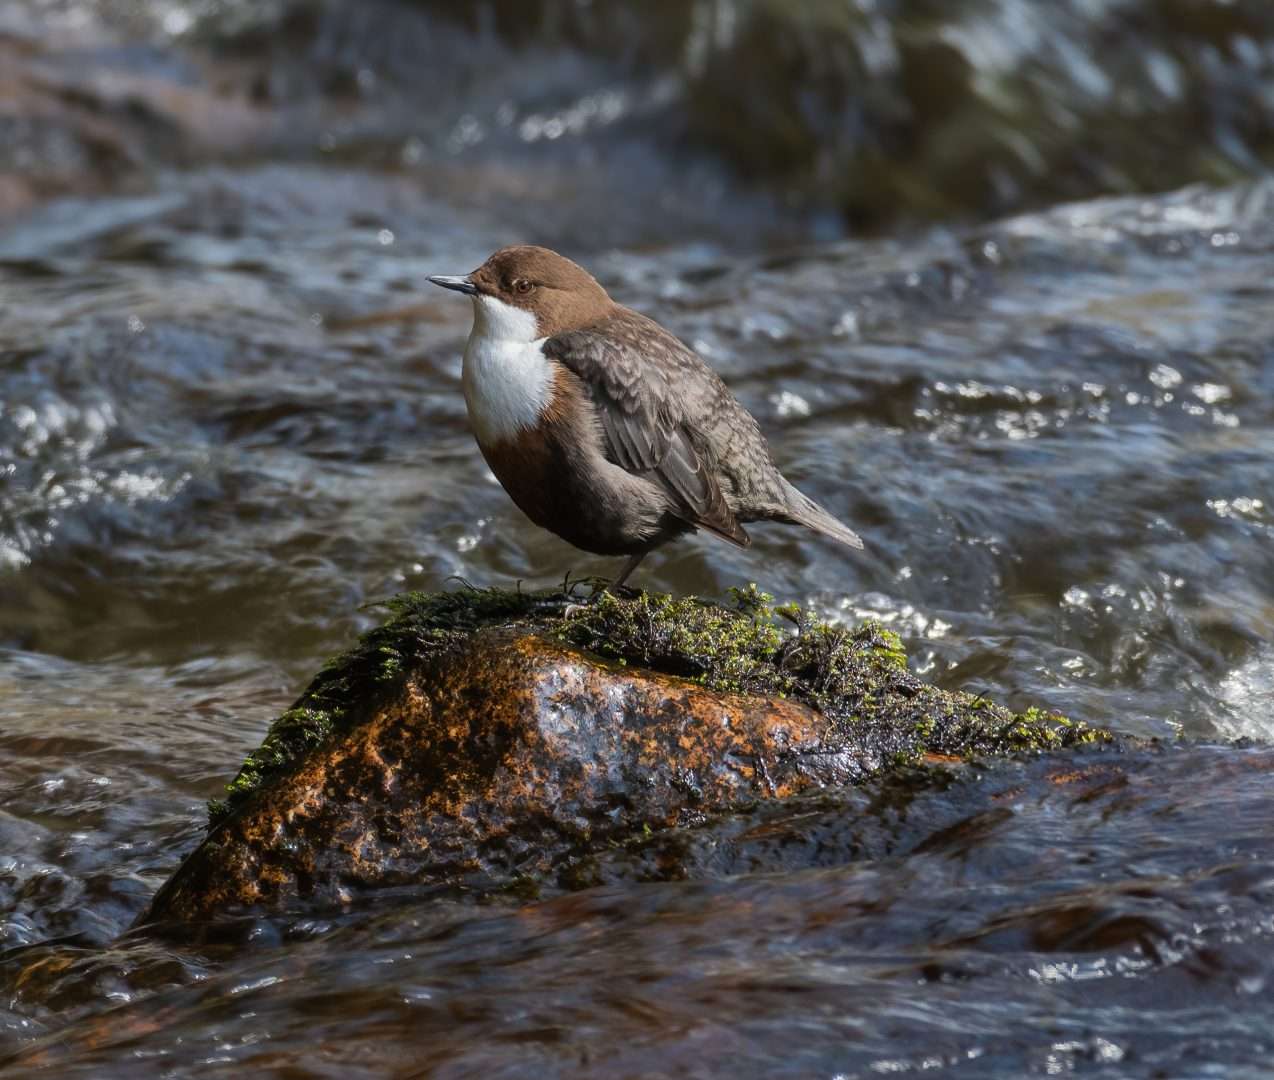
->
[429, 245, 862, 588]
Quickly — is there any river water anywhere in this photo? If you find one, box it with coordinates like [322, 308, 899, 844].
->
[3, 2, 1274, 1076]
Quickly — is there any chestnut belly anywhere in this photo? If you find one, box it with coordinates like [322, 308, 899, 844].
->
[477, 427, 691, 557]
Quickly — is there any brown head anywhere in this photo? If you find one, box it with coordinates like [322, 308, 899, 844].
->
[429, 245, 613, 339]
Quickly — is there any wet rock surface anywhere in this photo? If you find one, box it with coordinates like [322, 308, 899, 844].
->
[141, 588, 1107, 924]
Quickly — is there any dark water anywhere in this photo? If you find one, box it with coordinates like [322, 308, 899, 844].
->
[3, 2, 1274, 1076]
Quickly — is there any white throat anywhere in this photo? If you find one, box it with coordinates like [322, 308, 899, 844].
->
[461, 294, 551, 446]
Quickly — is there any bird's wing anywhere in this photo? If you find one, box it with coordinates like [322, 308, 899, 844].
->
[544, 309, 750, 547]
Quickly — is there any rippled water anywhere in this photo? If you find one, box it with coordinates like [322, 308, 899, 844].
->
[4, 164, 1273, 1078]
[4, 1, 1274, 1076]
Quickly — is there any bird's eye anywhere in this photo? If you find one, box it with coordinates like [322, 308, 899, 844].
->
[513, 279, 534, 295]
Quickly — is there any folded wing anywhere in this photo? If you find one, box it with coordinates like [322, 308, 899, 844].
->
[545, 310, 750, 548]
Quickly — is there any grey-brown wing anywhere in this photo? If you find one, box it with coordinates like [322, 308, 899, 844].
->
[545, 312, 750, 547]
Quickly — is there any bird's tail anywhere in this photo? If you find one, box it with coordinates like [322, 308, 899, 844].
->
[780, 479, 864, 550]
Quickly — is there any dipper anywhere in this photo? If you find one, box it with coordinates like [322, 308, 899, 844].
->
[429, 245, 862, 586]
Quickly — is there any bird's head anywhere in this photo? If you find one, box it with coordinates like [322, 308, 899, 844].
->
[429, 245, 613, 340]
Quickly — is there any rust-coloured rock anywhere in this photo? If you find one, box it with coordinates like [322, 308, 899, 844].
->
[140, 586, 1110, 924]
[143, 629, 859, 923]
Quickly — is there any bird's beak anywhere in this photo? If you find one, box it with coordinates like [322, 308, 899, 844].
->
[428, 275, 478, 296]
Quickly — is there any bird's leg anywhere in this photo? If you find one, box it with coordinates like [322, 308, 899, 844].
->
[609, 552, 647, 591]
[565, 554, 648, 617]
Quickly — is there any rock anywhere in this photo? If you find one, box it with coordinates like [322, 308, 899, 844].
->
[139, 587, 1112, 925]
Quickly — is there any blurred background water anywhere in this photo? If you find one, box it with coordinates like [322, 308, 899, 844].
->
[2, 1, 1274, 1076]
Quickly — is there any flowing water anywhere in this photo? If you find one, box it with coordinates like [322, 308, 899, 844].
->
[3, 2, 1274, 1076]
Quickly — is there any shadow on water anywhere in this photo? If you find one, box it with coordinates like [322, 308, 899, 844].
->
[2, 1, 1274, 1076]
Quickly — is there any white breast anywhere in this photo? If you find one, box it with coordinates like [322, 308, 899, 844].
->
[461, 294, 551, 446]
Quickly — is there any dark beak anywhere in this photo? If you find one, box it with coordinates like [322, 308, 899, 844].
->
[428, 275, 478, 296]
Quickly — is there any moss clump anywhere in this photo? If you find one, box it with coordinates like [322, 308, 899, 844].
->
[558, 586, 908, 705]
[559, 588, 1108, 772]
[211, 583, 1112, 826]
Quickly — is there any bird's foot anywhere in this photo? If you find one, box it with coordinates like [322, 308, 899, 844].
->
[558, 570, 642, 617]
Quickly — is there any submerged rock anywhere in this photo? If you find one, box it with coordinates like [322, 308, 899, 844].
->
[140, 587, 1111, 924]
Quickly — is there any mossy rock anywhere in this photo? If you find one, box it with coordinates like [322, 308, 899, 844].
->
[210, 583, 1104, 825]
[143, 584, 1113, 925]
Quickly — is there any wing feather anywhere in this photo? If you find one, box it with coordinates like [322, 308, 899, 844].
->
[545, 310, 749, 547]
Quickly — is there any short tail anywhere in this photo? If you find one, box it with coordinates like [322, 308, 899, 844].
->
[781, 479, 864, 550]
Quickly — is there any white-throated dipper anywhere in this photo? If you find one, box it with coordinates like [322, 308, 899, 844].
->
[429, 245, 862, 586]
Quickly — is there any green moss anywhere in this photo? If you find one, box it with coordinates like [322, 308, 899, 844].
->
[211, 582, 1113, 826]
[218, 705, 333, 809]
[558, 588, 1109, 772]
[560, 590, 784, 694]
